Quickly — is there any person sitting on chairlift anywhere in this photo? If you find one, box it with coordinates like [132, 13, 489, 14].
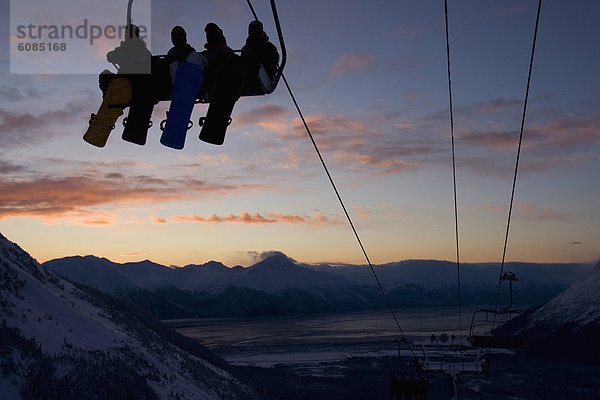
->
[167, 26, 196, 61]
[167, 26, 197, 82]
[106, 24, 151, 74]
[200, 23, 237, 88]
[241, 20, 279, 92]
[99, 24, 151, 95]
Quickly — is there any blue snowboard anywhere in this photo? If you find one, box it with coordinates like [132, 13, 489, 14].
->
[160, 62, 204, 150]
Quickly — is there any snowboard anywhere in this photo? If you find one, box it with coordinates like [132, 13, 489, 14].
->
[160, 62, 204, 150]
[122, 98, 155, 145]
[199, 59, 245, 146]
[83, 77, 133, 148]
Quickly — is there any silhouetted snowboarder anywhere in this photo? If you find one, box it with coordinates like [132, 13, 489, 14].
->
[168, 26, 196, 60]
[241, 20, 279, 93]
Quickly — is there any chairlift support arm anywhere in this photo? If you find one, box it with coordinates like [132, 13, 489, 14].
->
[266, 0, 286, 94]
[127, 0, 133, 27]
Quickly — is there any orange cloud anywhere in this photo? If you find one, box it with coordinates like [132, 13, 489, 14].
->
[351, 206, 373, 221]
[171, 211, 340, 226]
[152, 216, 168, 224]
[482, 204, 503, 212]
[0, 174, 270, 222]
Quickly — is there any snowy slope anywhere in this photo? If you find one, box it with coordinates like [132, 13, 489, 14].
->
[495, 261, 600, 362]
[506, 261, 600, 333]
[0, 233, 257, 400]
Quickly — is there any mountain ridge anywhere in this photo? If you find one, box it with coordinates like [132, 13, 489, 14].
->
[41, 250, 594, 319]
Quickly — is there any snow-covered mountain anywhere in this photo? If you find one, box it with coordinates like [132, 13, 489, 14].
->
[45, 254, 589, 295]
[0, 233, 257, 399]
[308, 259, 588, 289]
[227, 252, 348, 293]
[43, 255, 137, 294]
[496, 261, 600, 362]
[43, 250, 592, 319]
[45, 252, 347, 295]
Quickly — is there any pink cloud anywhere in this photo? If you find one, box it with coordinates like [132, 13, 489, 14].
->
[334, 152, 419, 176]
[481, 203, 570, 223]
[513, 203, 570, 222]
[457, 98, 522, 115]
[457, 116, 600, 154]
[528, 117, 600, 151]
[0, 97, 96, 147]
[331, 52, 376, 77]
[248, 111, 427, 177]
[0, 85, 42, 102]
[235, 104, 289, 127]
[458, 129, 522, 151]
[482, 204, 503, 212]
[291, 114, 373, 140]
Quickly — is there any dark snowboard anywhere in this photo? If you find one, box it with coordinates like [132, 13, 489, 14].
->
[122, 98, 155, 145]
[199, 59, 245, 145]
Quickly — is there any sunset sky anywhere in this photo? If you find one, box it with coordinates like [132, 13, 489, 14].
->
[1, 0, 599, 267]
